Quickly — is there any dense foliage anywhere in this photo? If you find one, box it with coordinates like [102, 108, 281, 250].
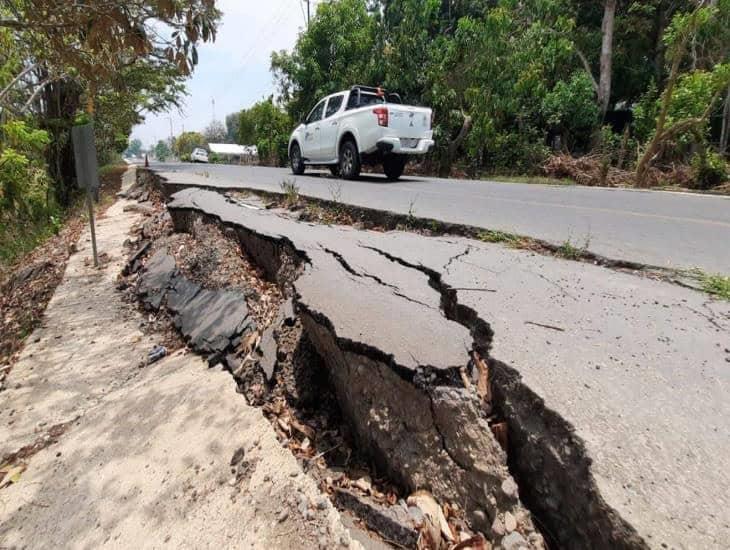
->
[267, 0, 729, 184]
[235, 98, 293, 166]
[0, 1, 221, 266]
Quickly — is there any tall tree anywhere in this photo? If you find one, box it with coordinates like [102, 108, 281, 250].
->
[636, 4, 730, 186]
[203, 120, 226, 143]
[598, 0, 617, 117]
[225, 111, 240, 143]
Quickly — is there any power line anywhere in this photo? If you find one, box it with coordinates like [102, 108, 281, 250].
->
[298, 0, 306, 26]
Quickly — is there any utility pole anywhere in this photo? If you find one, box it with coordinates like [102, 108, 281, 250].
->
[211, 97, 216, 122]
[307, 0, 310, 26]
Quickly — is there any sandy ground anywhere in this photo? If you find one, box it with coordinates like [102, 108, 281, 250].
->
[0, 168, 357, 549]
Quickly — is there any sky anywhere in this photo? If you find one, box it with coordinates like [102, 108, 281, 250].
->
[131, 0, 308, 147]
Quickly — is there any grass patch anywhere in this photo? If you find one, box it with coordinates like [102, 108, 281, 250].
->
[556, 238, 584, 260]
[0, 209, 64, 271]
[280, 178, 300, 208]
[700, 273, 730, 300]
[477, 229, 522, 245]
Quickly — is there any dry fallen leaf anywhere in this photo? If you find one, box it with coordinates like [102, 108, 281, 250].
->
[289, 418, 315, 441]
[472, 352, 491, 405]
[408, 490, 454, 543]
[353, 476, 372, 495]
[0, 463, 27, 488]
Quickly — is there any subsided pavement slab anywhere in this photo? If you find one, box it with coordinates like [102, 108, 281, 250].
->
[0, 170, 357, 549]
[167, 186, 730, 549]
[362, 231, 730, 549]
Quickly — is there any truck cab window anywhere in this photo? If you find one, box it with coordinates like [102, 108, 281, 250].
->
[325, 95, 343, 118]
[306, 100, 325, 124]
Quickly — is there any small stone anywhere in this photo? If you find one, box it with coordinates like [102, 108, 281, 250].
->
[305, 509, 315, 521]
[491, 516, 505, 537]
[504, 511, 517, 533]
[316, 496, 328, 510]
[501, 478, 519, 500]
[277, 510, 289, 523]
[408, 505, 424, 525]
[501, 531, 528, 550]
[318, 536, 329, 549]
[339, 532, 350, 547]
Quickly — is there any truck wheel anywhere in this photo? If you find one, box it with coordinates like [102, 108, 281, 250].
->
[290, 142, 305, 175]
[383, 155, 406, 181]
[339, 140, 361, 180]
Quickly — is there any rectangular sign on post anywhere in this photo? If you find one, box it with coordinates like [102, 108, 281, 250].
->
[71, 123, 100, 191]
[71, 123, 100, 266]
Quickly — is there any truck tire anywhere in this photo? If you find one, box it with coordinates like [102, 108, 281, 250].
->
[383, 155, 406, 181]
[290, 142, 305, 175]
[339, 139, 361, 180]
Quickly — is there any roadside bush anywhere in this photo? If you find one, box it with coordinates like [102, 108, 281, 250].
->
[0, 120, 59, 266]
[0, 121, 51, 219]
[542, 72, 600, 152]
[485, 132, 549, 175]
[690, 151, 728, 189]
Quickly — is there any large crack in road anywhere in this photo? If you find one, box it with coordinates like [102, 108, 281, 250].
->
[140, 169, 730, 549]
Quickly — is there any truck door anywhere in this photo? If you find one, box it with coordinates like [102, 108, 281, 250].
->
[302, 99, 325, 160]
[319, 94, 344, 161]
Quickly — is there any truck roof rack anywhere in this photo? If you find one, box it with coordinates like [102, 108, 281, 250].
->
[349, 85, 402, 104]
[350, 85, 382, 94]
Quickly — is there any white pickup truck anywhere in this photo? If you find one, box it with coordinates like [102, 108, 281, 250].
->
[288, 85, 434, 180]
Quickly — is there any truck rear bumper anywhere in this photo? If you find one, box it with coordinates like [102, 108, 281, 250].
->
[375, 137, 434, 155]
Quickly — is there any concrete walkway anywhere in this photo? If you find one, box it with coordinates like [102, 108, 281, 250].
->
[0, 169, 356, 549]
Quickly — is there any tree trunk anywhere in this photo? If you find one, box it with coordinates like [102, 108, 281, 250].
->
[41, 78, 81, 206]
[720, 84, 730, 154]
[439, 112, 472, 177]
[597, 0, 617, 119]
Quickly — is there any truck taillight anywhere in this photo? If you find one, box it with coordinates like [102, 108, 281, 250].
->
[373, 106, 388, 127]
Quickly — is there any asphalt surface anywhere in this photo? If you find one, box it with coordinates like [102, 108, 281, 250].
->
[167, 185, 730, 549]
[154, 162, 730, 273]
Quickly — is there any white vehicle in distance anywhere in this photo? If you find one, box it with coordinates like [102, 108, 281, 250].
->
[190, 147, 209, 163]
[288, 85, 434, 181]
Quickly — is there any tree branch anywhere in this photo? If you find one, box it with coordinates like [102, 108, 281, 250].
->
[0, 64, 38, 103]
[20, 75, 67, 113]
[574, 47, 598, 93]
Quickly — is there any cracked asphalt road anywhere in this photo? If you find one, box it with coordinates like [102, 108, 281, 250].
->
[167, 185, 730, 549]
[152, 162, 730, 273]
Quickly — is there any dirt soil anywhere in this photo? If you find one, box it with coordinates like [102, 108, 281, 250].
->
[0, 165, 126, 372]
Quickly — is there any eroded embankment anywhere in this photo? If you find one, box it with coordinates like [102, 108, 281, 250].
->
[138, 170, 652, 549]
